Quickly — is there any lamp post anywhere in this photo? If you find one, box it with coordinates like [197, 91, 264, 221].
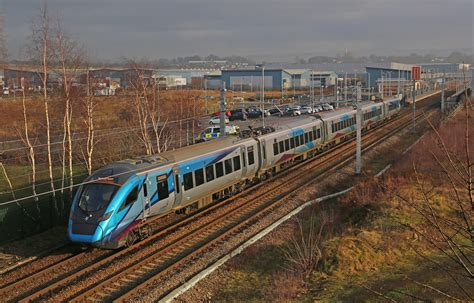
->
[204, 77, 208, 114]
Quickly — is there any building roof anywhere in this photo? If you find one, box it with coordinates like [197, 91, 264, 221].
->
[284, 69, 309, 75]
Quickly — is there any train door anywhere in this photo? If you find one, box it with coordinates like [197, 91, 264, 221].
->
[150, 171, 174, 215]
[172, 166, 182, 207]
[240, 146, 247, 177]
[260, 139, 267, 168]
[141, 175, 153, 219]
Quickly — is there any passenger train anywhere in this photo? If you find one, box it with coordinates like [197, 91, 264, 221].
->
[68, 98, 401, 248]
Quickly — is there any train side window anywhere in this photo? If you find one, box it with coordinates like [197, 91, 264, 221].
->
[224, 159, 233, 175]
[248, 150, 255, 165]
[233, 156, 241, 171]
[243, 152, 247, 167]
[175, 174, 180, 194]
[273, 143, 278, 155]
[304, 133, 309, 143]
[295, 136, 300, 146]
[143, 182, 148, 197]
[299, 134, 304, 146]
[290, 137, 295, 148]
[279, 141, 284, 154]
[205, 165, 215, 182]
[216, 162, 224, 177]
[121, 185, 138, 211]
[309, 131, 313, 141]
[183, 172, 193, 190]
[317, 129, 321, 138]
[195, 168, 204, 186]
[157, 178, 169, 200]
[284, 139, 290, 151]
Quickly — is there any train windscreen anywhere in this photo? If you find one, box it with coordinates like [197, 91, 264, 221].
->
[78, 183, 119, 212]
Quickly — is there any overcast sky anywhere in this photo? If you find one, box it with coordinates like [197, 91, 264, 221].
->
[1, 0, 473, 61]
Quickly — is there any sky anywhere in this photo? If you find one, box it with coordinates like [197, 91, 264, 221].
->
[1, 0, 473, 61]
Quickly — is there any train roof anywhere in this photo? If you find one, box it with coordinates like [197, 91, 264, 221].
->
[159, 135, 254, 164]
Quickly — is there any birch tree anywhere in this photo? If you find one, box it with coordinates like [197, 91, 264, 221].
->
[28, 2, 58, 216]
[54, 16, 84, 205]
[81, 68, 97, 175]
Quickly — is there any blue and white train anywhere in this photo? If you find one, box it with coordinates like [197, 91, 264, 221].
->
[68, 99, 401, 248]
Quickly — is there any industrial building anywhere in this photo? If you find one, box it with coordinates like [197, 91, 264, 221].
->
[365, 62, 471, 95]
[310, 71, 338, 87]
[219, 68, 322, 90]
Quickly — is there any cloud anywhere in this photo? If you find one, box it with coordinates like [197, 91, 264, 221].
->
[2, 0, 473, 60]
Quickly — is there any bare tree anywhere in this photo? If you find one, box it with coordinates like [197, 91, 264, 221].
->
[28, 2, 58, 216]
[54, 16, 84, 205]
[129, 60, 154, 155]
[19, 79, 40, 217]
[281, 215, 326, 277]
[81, 67, 98, 175]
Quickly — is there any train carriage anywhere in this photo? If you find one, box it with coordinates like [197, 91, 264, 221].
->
[383, 98, 401, 119]
[324, 111, 357, 145]
[361, 103, 384, 130]
[260, 118, 324, 175]
[174, 136, 259, 209]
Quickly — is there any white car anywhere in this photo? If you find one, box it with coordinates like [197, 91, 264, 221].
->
[322, 103, 334, 111]
[209, 116, 229, 125]
[299, 106, 313, 114]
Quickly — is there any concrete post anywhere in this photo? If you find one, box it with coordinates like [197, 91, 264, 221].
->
[441, 73, 445, 114]
[412, 80, 416, 133]
[356, 82, 362, 175]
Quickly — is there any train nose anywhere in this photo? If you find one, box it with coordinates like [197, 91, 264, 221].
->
[69, 208, 106, 242]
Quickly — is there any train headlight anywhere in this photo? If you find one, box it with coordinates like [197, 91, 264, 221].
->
[99, 211, 113, 222]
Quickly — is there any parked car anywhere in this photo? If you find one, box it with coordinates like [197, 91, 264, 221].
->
[247, 110, 264, 119]
[322, 103, 334, 111]
[299, 106, 313, 114]
[209, 116, 230, 125]
[229, 111, 247, 121]
[196, 125, 240, 142]
[289, 105, 302, 116]
[314, 105, 323, 112]
[279, 108, 301, 117]
[268, 107, 282, 116]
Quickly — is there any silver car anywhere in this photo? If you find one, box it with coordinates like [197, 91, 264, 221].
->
[299, 106, 313, 114]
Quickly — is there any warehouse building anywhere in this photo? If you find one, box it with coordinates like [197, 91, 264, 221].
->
[310, 71, 338, 87]
[220, 68, 316, 90]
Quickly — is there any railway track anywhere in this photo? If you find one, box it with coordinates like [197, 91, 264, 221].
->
[2, 94, 439, 302]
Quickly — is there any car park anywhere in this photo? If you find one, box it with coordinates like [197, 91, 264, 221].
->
[209, 116, 230, 125]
